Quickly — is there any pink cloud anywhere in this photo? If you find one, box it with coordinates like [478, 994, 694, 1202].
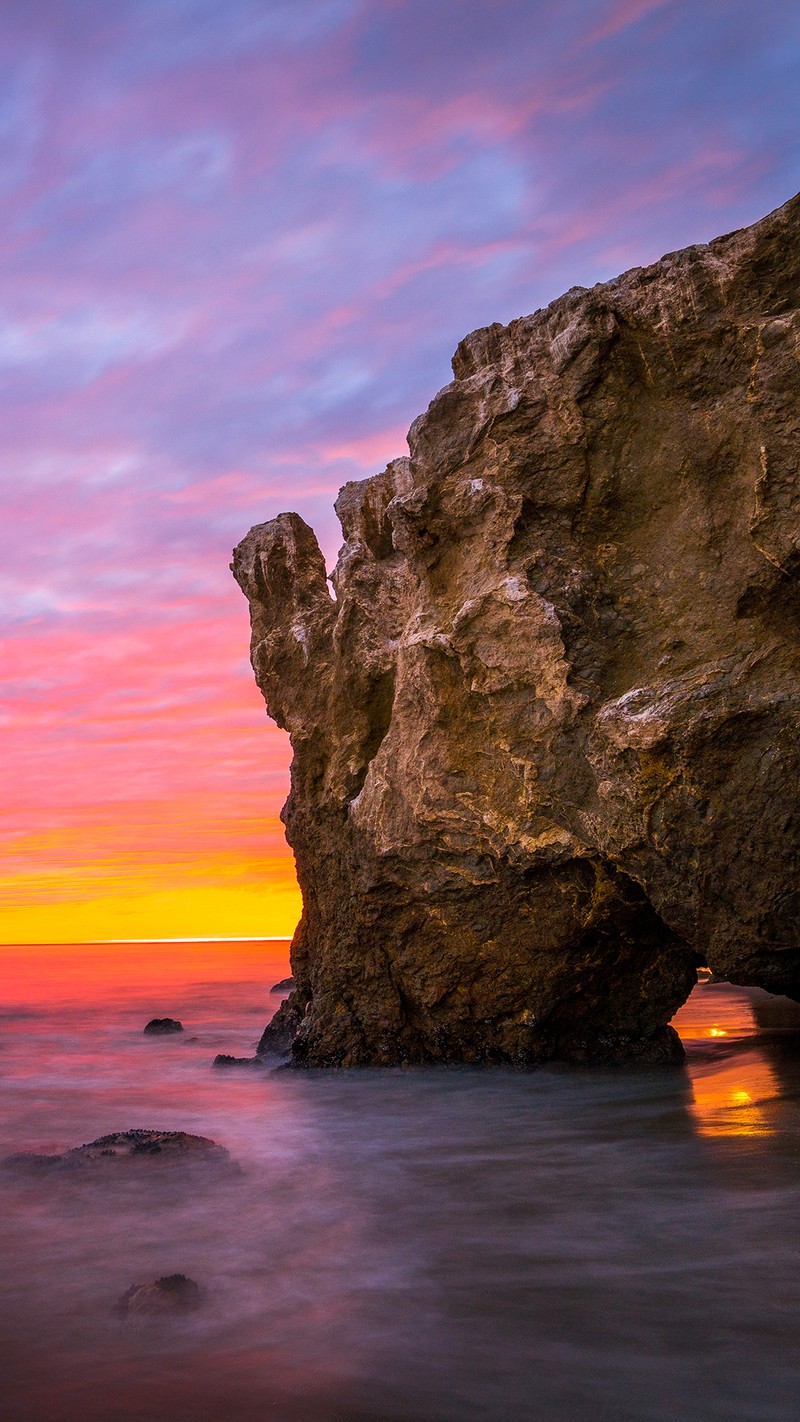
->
[584, 0, 671, 45]
[316, 425, 408, 469]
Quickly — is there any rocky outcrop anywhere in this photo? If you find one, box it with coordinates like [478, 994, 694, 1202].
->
[234, 193, 800, 1067]
[143, 1017, 184, 1034]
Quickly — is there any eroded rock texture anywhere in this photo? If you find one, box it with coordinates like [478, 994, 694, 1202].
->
[234, 193, 800, 1066]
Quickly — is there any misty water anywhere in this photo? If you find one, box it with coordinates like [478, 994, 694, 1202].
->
[2, 942, 800, 1422]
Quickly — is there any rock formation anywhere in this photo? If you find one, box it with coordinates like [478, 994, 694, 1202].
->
[234, 193, 800, 1067]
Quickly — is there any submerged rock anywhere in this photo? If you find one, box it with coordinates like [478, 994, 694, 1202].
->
[143, 1017, 184, 1035]
[115, 1273, 203, 1318]
[234, 193, 800, 1068]
[212, 1053, 265, 1069]
[3, 1129, 233, 1175]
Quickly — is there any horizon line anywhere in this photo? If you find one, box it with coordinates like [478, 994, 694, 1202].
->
[2, 936, 293, 946]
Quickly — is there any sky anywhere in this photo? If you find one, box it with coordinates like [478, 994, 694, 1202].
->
[1, 0, 798, 944]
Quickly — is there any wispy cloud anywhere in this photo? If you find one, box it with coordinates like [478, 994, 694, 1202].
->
[584, 0, 671, 46]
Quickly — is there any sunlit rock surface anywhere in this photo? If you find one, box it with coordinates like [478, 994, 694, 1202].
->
[234, 193, 800, 1067]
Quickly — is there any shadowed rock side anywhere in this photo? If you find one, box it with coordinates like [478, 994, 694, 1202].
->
[234, 193, 800, 1067]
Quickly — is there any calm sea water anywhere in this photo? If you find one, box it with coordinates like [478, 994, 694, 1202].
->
[1, 940, 800, 1422]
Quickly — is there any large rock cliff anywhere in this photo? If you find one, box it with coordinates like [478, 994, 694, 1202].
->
[234, 193, 800, 1066]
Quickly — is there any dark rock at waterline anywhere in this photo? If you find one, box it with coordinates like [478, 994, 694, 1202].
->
[235, 191, 800, 1068]
[143, 1017, 184, 1035]
[74, 1129, 228, 1163]
[2, 1129, 233, 1176]
[212, 1053, 266, 1069]
[270, 977, 295, 993]
[257, 995, 305, 1059]
[2, 1150, 66, 1175]
[115, 1273, 203, 1319]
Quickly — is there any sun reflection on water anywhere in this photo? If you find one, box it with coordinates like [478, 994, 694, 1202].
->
[671, 976, 789, 1139]
[687, 1054, 779, 1138]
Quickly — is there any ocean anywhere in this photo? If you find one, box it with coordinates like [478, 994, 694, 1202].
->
[1, 940, 799, 1422]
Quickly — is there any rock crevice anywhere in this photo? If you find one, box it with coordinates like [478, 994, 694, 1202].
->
[233, 193, 800, 1066]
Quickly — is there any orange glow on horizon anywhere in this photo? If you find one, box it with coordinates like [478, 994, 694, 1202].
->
[0, 817, 302, 945]
[0, 878, 302, 946]
[1, 783, 301, 944]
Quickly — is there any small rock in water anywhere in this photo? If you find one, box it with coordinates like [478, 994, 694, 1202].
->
[115, 1273, 203, 1318]
[143, 1017, 183, 1034]
[269, 977, 295, 993]
[212, 1053, 265, 1069]
[2, 1129, 233, 1175]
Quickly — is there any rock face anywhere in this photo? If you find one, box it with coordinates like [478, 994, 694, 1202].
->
[233, 194, 800, 1067]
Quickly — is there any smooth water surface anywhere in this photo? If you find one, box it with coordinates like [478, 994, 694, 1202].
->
[2, 943, 800, 1422]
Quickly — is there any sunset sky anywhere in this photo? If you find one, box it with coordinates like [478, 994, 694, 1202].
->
[2, 0, 798, 943]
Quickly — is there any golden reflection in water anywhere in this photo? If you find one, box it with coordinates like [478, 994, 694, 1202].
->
[687, 1053, 779, 1138]
[671, 977, 780, 1139]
